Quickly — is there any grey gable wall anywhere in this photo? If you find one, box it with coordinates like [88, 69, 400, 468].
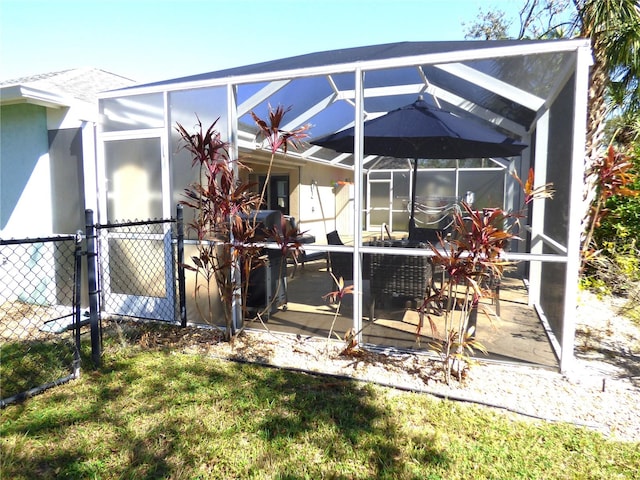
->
[48, 128, 85, 234]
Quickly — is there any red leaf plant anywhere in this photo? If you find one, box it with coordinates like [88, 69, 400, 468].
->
[582, 145, 638, 266]
[177, 108, 310, 341]
[420, 168, 553, 384]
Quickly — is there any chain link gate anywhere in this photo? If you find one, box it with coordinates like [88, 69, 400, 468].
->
[1, 234, 84, 406]
[94, 217, 179, 322]
[85, 207, 185, 365]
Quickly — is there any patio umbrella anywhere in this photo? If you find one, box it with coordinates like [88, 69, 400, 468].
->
[310, 97, 527, 227]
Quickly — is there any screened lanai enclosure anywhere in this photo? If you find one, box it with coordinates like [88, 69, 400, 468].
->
[97, 39, 591, 371]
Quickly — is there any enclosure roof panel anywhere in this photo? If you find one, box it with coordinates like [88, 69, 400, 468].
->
[102, 39, 590, 170]
[120, 40, 581, 91]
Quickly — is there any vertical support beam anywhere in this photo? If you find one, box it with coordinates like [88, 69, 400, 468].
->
[353, 68, 364, 343]
[527, 111, 549, 306]
[507, 134, 530, 255]
[364, 171, 371, 231]
[228, 84, 242, 333]
[84, 209, 101, 368]
[561, 45, 591, 373]
[387, 173, 393, 228]
[176, 205, 187, 327]
[455, 160, 460, 200]
[161, 91, 177, 321]
[161, 91, 171, 219]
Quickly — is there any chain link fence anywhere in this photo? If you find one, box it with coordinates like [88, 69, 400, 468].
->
[1, 211, 186, 404]
[1, 235, 83, 405]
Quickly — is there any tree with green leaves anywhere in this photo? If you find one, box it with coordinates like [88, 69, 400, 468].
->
[464, 0, 640, 260]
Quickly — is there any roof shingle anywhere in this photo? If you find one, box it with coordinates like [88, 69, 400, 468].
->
[1, 67, 135, 103]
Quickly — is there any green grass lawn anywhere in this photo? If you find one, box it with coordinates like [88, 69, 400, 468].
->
[1, 343, 639, 480]
[1, 339, 77, 396]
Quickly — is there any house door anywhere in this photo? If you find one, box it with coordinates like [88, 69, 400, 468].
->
[99, 135, 175, 321]
[259, 175, 289, 214]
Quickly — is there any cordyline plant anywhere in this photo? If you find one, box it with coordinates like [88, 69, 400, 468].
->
[322, 274, 355, 353]
[581, 144, 638, 270]
[250, 105, 311, 324]
[177, 107, 309, 341]
[418, 168, 554, 384]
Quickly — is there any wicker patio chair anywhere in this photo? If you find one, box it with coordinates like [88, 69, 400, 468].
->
[368, 249, 434, 320]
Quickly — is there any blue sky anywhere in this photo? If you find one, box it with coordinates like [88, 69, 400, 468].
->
[0, 0, 526, 84]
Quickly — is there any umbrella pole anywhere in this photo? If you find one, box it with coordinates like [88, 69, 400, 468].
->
[409, 158, 418, 231]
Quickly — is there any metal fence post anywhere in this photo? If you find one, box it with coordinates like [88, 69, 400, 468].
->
[177, 205, 187, 327]
[73, 231, 83, 378]
[85, 209, 101, 368]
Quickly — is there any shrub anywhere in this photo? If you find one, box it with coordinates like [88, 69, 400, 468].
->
[582, 143, 640, 309]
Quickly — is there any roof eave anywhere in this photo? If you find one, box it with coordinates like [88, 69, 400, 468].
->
[0, 85, 73, 108]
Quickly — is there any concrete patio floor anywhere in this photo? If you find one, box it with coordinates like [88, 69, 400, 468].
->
[244, 258, 559, 369]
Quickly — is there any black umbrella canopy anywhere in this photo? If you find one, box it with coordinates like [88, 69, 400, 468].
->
[311, 97, 527, 231]
[310, 97, 527, 159]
